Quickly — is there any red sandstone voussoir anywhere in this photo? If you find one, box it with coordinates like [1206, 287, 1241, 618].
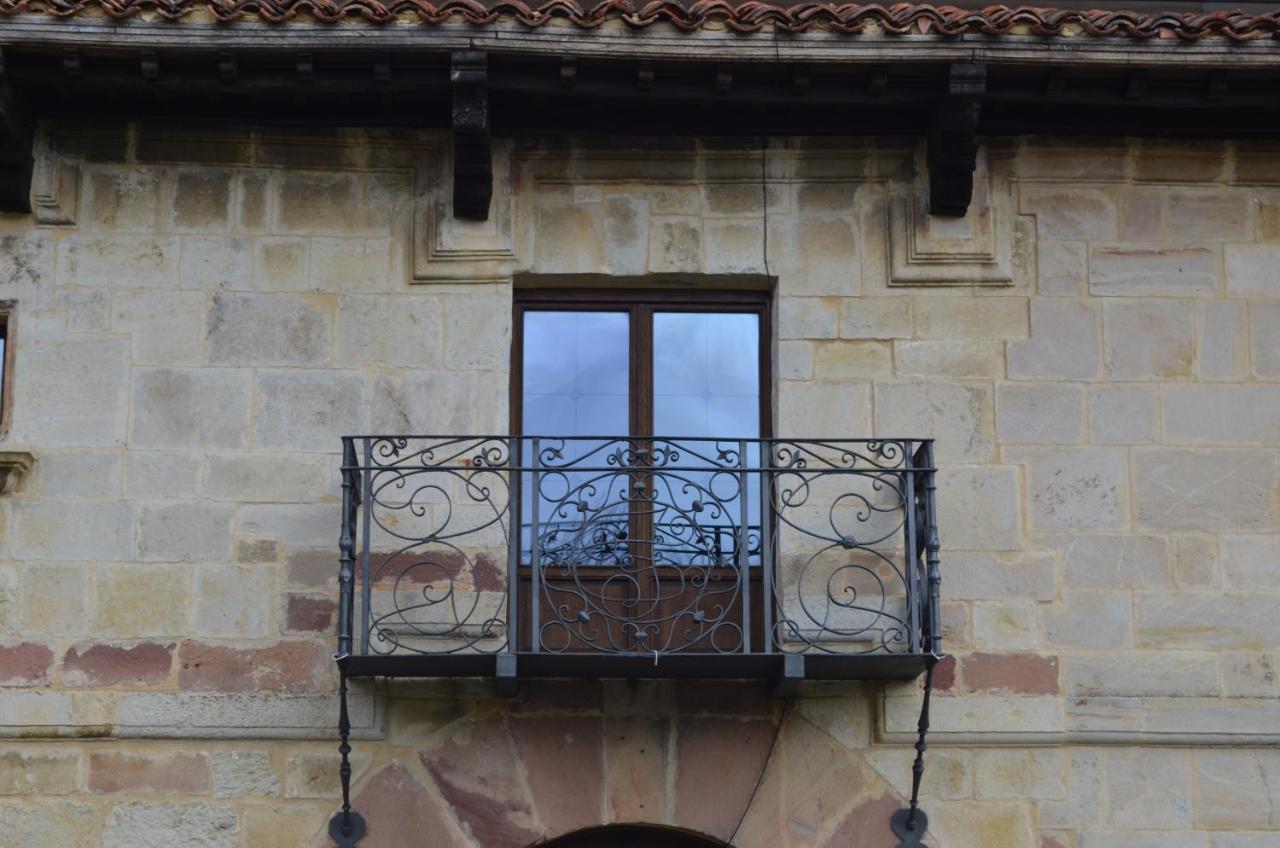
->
[61, 642, 175, 687]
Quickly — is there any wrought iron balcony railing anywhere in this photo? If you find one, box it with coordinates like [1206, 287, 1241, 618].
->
[335, 435, 941, 684]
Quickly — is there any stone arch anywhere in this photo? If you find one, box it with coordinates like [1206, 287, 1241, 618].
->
[537, 824, 731, 848]
[314, 682, 913, 848]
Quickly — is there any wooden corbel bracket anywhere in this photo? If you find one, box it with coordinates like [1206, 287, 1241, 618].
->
[451, 50, 492, 221]
[0, 50, 35, 214]
[927, 62, 986, 217]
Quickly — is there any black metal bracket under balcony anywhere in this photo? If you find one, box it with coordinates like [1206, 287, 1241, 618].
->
[328, 434, 944, 847]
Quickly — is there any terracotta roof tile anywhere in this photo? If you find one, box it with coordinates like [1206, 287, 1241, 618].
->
[0, 0, 1277, 40]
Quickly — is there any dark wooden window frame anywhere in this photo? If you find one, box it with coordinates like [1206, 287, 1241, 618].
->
[511, 288, 773, 653]
[0, 301, 15, 436]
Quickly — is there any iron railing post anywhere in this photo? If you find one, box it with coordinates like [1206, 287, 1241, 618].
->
[529, 438, 541, 653]
[358, 438, 374, 657]
[922, 441, 942, 655]
[759, 439, 773, 653]
[336, 438, 358, 660]
[902, 440, 921, 655]
[737, 440, 751, 654]
[505, 435, 520, 659]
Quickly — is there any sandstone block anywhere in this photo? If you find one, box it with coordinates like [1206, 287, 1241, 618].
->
[960, 652, 1059, 696]
[1041, 591, 1131, 649]
[512, 715, 607, 836]
[10, 338, 129, 447]
[927, 801, 1034, 848]
[1007, 300, 1101, 380]
[89, 752, 210, 795]
[1105, 299, 1196, 380]
[1088, 385, 1157, 445]
[13, 501, 133, 561]
[330, 761, 462, 847]
[785, 217, 860, 296]
[21, 562, 87, 635]
[1192, 298, 1244, 379]
[874, 381, 994, 463]
[370, 371, 507, 435]
[972, 601, 1037, 650]
[812, 340, 891, 380]
[839, 297, 912, 339]
[103, 802, 237, 848]
[1056, 533, 1169, 589]
[0, 566, 15, 638]
[207, 292, 331, 367]
[130, 368, 251, 449]
[1008, 447, 1128, 530]
[192, 564, 274, 638]
[778, 341, 813, 380]
[111, 291, 203, 368]
[1134, 448, 1277, 531]
[601, 193, 649, 276]
[309, 237, 395, 293]
[61, 642, 174, 687]
[335, 294, 442, 369]
[179, 236, 252, 289]
[0, 642, 53, 685]
[1038, 751, 1103, 829]
[705, 220, 766, 275]
[58, 290, 111, 332]
[942, 552, 1055, 600]
[235, 504, 336, 550]
[1197, 750, 1280, 829]
[253, 237, 309, 291]
[1105, 750, 1193, 828]
[171, 169, 232, 232]
[237, 540, 280, 565]
[1221, 535, 1280, 590]
[276, 172, 359, 235]
[178, 640, 331, 694]
[0, 232, 54, 301]
[1170, 534, 1222, 588]
[1165, 190, 1252, 241]
[285, 750, 373, 799]
[1165, 385, 1280, 444]
[996, 383, 1085, 444]
[1137, 592, 1280, 650]
[914, 297, 1028, 340]
[1022, 187, 1116, 239]
[254, 370, 364, 452]
[777, 380, 871, 436]
[1225, 244, 1280, 297]
[0, 748, 80, 794]
[285, 595, 335, 633]
[648, 218, 703, 273]
[1252, 302, 1280, 379]
[242, 802, 329, 846]
[205, 454, 328, 503]
[136, 502, 234, 563]
[211, 751, 279, 798]
[1133, 139, 1226, 182]
[26, 452, 120, 501]
[1037, 240, 1087, 296]
[94, 564, 190, 638]
[1220, 653, 1279, 698]
[1089, 244, 1219, 296]
[779, 297, 838, 340]
[535, 204, 604, 273]
[82, 166, 160, 232]
[57, 235, 180, 288]
[895, 340, 1004, 380]
[674, 717, 776, 841]
[443, 293, 510, 371]
[974, 749, 1064, 800]
[124, 452, 203, 499]
[1063, 652, 1218, 697]
[0, 800, 99, 846]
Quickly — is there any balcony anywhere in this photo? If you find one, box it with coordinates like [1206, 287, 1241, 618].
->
[334, 435, 942, 687]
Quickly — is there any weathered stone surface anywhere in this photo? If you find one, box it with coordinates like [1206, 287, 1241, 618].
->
[1221, 535, 1280, 590]
[1063, 653, 1218, 697]
[172, 169, 232, 232]
[1251, 301, 1280, 379]
[243, 802, 327, 847]
[895, 340, 1004, 380]
[778, 340, 813, 380]
[1170, 534, 1222, 589]
[0, 642, 53, 684]
[130, 368, 251, 449]
[83, 166, 160, 231]
[1197, 750, 1280, 829]
[1137, 593, 1280, 650]
[192, 564, 274, 638]
[235, 504, 336, 549]
[25, 451, 120, 500]
[0, 232, 54, 300]
[1089, 385, 1157, 445]
[370, 371, 506, 435]
[973, 601, 1038, 650]
[137, 502, 234, 563]
[180, 236, 252, 289]
[286, 750, 373, 799]
[1165, 190, 1251, 241]
[840, 297, 912, 339]
[336, 762, 468, 848]
[1199, 300, 1248, 380]
[648, 218, 703, 273]
[812, 340, 891, 380]
[276, 172, 359, 234]
[0, 800, 99, 846]
[1225, 244, 1280, 297]
[944, 552, 1055, 601]
[780, 297, 839, 339]
[254, 370, 364, 451]
[928, 800, 1035, 848]
[1055, 533, 1169, 589]
[1090, 244, 1219, 296]
[207, 292, 331, 367]
[511, 715, 606, 836]
[674, 718, 775, 841]
[94, 564, 190, 638]
[210, 751, 279, 798]
[335, 294, 442, 369]
[1038, 751, 1104, 830]
[1105, 750, 1193, 828]
[205, 454, 328, 503]
[178, 641, 330, 694]
[61, 642, 174, 687]
[705, 220, 766, 275]
[253, 237, 308, 291]
[11, 338, 129, 446]
[1041, 591, 1131, 650]
[1008, 447, 1128, 530]
[1007, 300, 1101, 380]
[1103, 298, 1195, 379]
[1165, 386, 1280, 445]
[974, 749, 1064, 800]
[284, 595, 335, 633]
[996, 383, 1085, 444]
[13, 501, 133, 561]
[21, 563, 87, 636]
[936, 465, 1023, 550]
[89, 752, 210, 795]
[57, 236, 180, 288]
[777, 380, 871, 436]
[1134, 448, 1277, 531]
[0, 749, 80, 794]
[103, 801, 237, 848]
[124, 452, 203, 499]
[113, 291, 206, 366]
[1022, 188, 1116, 239]
[874, 381, 994, 462]
[960, 652, 1059, 696]
[1037, 240, 1087, 296]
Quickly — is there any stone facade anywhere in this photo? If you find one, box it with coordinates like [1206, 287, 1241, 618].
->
[0, 124, 1277, 846]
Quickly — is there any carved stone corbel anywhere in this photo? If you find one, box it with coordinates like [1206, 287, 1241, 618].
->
[927, 62, 985, 217]
[0, 450, 34, 494]
[0, 51, 34, 214]
[451, 50, 492, 221]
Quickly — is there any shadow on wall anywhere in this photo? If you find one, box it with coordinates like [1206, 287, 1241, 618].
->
[538, 823, 731, 847]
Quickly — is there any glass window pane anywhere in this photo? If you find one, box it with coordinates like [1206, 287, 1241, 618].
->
[653, 312, 759, 437]
[522, 311, 628, 437]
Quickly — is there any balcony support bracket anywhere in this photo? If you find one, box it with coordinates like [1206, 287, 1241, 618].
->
[771, 653, 805, 699]
[890, 654, 938, 847]
[328, 663, 367, 848]
[927, 62, 985, 217]
[496, 652, 518, 697]
[451, 50, 492, 221]
[0, 52, 34, 214]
